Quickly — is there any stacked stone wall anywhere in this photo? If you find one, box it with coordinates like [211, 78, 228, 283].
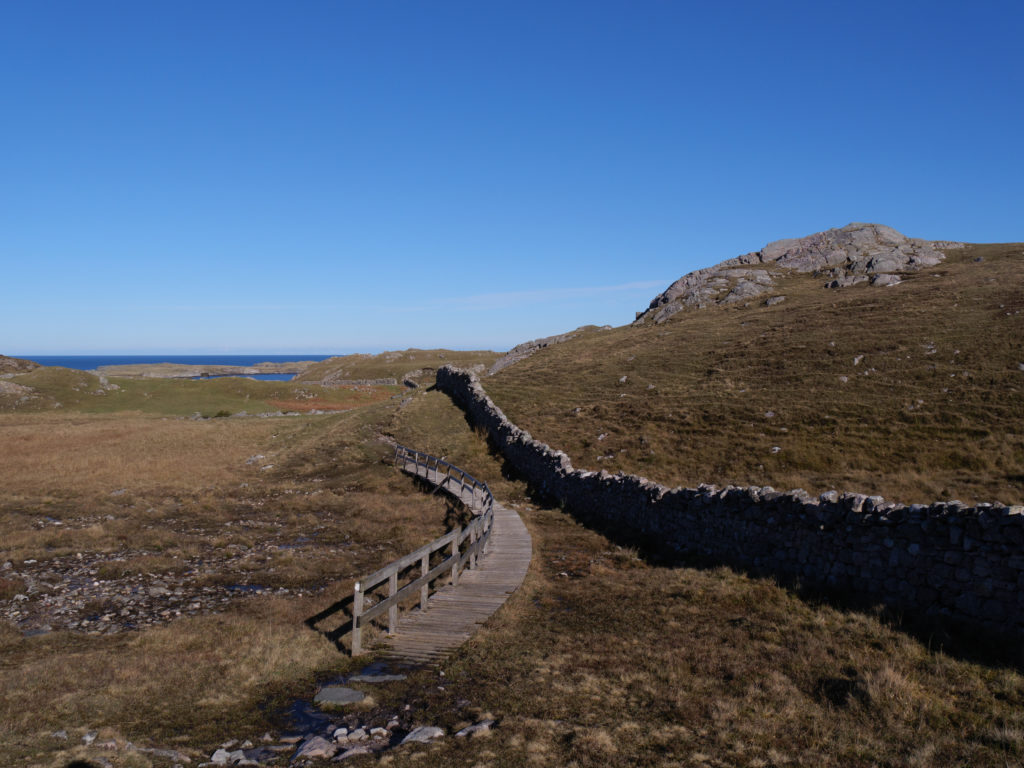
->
[435, 366, 1024, 636]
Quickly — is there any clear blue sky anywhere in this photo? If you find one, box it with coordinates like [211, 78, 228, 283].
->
[2, 1, 1021, 355]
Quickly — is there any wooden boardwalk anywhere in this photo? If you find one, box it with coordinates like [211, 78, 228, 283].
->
[377, 458, 532, 664]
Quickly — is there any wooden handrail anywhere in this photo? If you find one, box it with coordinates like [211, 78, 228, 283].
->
[348, 444, 495, 655]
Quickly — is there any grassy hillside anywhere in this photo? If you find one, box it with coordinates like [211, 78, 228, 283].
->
[295, 348, 499, 384]
[486, 242, 1024, 505]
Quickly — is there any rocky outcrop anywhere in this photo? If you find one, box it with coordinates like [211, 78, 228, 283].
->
[436, 366, 1024, 637]
[636, 223, 964, 324]
[0, 355, 40, 374]
[488, 326, 610, 375]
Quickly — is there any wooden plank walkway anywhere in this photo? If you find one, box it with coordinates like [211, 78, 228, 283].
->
[377, 460, 532, 664]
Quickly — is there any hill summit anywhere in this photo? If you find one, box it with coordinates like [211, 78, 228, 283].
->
[636, 222, 963, 324]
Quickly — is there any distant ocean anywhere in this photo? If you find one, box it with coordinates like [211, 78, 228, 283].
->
[22, 355, 337, 382]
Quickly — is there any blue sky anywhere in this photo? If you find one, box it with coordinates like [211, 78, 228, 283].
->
[2, 1, 1022, 354]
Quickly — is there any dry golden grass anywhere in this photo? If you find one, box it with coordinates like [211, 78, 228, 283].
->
[0, 412, 281, 495]
[0, 396, 466, 764]
[0, 598, 341, 756]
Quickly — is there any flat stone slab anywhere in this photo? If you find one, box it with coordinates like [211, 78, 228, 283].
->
[313, 686, 366, 706]
[347, 673, 407, 683]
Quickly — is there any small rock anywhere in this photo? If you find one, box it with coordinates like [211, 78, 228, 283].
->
[52, 730, 68, 740]
[838, 375, 849, 383]
[294, 736, 338, 760]
[210, 748, 231, 764]
[455, 719, 494, 738]
[618, 375, 628, 384]
[332, 727, 348, 741]
[96, 739, 118, 750]
[347, 728, 367, 742]
[369, 727, 388, 739]
[770, 446, 781, 454]
[83, 731, 98, 745]
[401, 726, 444, 745]
[853, 355, 864, 366]
[240, 740, 253, 749]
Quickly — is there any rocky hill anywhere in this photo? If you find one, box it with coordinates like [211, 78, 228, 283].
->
[0, 355, 41, 374]
[636, 223, 964, 324]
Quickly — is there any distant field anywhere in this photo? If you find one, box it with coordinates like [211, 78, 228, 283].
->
[295, 348, 499, 384]
[486, 242, 1024, 505]
[0, 365, 399, 416]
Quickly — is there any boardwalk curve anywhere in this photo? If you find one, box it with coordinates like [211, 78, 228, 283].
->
[365, 446, 531, 664]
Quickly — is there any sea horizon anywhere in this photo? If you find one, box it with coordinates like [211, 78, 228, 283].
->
[17, 354, 341, 372]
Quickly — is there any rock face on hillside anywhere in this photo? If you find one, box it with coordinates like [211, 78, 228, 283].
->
[0, 355, 40, 374]
[636, 223, 963, 324]
[488, 326, 611, 375]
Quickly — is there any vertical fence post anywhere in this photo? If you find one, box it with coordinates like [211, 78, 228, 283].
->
[388, 571, 398, 635]
[420, 552, 429, 611]
[351, 582, 364, 656]
[469, 525, 478, 569]
[450, 526, 461, 586]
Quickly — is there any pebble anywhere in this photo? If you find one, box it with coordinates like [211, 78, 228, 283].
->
[83, 730, 98, 745]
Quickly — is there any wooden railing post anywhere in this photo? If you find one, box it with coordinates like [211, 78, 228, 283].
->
[388, 572, 399, 634]
[420, 552, 429, 610]
[470, 526, 478, 569]
[352, 582, 364, 656]
[451, 525, 461, 586]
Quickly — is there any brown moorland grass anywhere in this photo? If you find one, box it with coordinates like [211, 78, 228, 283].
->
[485, 242, 1024, 505]
[0, 395, 471, 764]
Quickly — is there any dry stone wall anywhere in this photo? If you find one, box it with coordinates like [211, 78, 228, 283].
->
[436, 366, 1024, 636]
